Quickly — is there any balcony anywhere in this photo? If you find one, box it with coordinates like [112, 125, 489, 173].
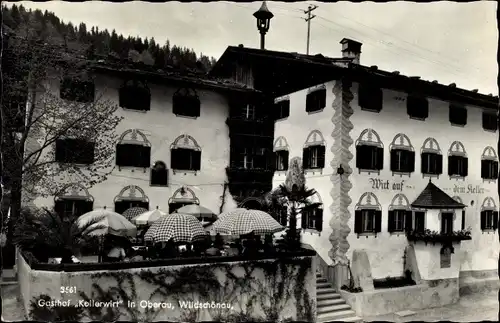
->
[226, 166, 274, 184]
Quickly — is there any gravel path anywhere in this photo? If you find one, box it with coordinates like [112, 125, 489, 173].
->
[1, 284, 26, 321]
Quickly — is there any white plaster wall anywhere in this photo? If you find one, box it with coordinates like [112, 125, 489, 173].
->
[272, 81, 337, 264]
[29, 73, 237, 213]
[413, 242, 462, 280]
[347, 82, 499, 278]
[425, 209, 462, 233]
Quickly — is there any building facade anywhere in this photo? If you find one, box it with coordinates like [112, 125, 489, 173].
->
[213, 38, 499, 280]
[25, 60, 273, 218]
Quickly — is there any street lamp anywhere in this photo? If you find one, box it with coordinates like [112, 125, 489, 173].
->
[253, 1, 274, 50]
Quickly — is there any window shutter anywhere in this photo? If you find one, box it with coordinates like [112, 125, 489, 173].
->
[421, 153, 428, 173]
[305, 93, 313, 112]
[405, 210, 413, 232]
[480, 211, 486, 230]
[140, 88, 151, 111]
[302, 148, 311, 169]
[407, 151, 415, 172]
[388, 210, 395, 233]
[55, 140, 66, 162]
[461, 210, 465, 230]
[354, 210, 363, 234]
[390, 150, 398, 172]
[440, 215, 446, 234]
[315, 209, 323, 232]
[115, 144, 126, 166]
[374, 210, 382, 233]
[139, 146, 151, 168]
[448, 155, 457, 176]
[376, 147, 384, 170]
[493, 211, 499, 230]
[114, 201, 129, 215]
[192, 150, 202, 170]
[316, 145, 326, 168]
[283, 100, 290, 118]
[436, 154, 443, 174]
[319, 89, 326, 110]
[493, 161, 499, 179]
[415, 212, 425, 232]
[283, 151, 289, 170]
[272, 152, 277, 169]
[462, 157, 468, 177]
[301, 211, 308, 229]
[356, 145, 368, 169]
[421, 99, 429, 119]
[83, 142, 96, 164]
[481, 160, 489, 179]
[171, 149, 181, 169]
[191, 98, 201, 117]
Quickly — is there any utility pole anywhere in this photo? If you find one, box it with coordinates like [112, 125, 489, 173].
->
[304, 4, 318, 55]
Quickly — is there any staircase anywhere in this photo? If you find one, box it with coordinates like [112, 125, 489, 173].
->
[316, 271, 362, 323]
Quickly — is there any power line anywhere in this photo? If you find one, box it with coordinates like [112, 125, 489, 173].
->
[303, 5, 318, 55]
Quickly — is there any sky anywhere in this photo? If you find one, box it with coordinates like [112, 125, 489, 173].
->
[8, 1, 499, 95]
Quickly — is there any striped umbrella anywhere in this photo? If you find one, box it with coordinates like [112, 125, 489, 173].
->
[132, 208, 168, 226]
[77, 207, 137, 237]
[211, 209, 285, 235]
[122, 207, 148, 221]
[144, 213, 208, 244]
[174, 204, 218, 222]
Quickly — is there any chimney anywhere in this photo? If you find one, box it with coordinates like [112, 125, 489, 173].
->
[340, 38, 362, 64]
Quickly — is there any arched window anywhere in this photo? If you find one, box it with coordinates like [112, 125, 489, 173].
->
[54, 184, 94, 218]
[303, 130, 326, 170]
[354, 192, 382, 236]
[448, 141, 468, 178]
[172, 88, 200, 118]
[481, 146, 498, 181]
[168, 186, 199, 213]
[389, 133, 415, 175]
[114, 185, 149, 214]
[273, 136, 289, 171]
[301, 192, 323, 232]
[388, 194, 411, 233]
[480, 197, 498, 231]
[170, 134, 202, 172]
[116, 129, 151, 169]
[420, 137, 442, 177]
[355, 129, 384, 173]
[119, 79, 151, 111]
[150, 161, 168, 186]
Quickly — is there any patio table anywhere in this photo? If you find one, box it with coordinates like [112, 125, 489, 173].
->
[48, 256, 81, 264]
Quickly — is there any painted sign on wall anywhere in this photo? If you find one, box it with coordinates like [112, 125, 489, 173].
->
[369, 178, 405, 191]
[452, 184, 484, 195]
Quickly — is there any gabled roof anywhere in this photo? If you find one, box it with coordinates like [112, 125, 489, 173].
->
[411, 181, 465, 209]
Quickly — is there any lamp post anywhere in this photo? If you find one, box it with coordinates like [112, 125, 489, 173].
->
[253, 1, 274, 50]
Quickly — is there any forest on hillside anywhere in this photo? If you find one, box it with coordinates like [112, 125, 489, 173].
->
[2, 4, 218, 72]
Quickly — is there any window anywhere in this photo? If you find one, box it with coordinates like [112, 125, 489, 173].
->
[172, 88, 200, 118]
[55, 139, 95, 164]
[114, 201, 149, 215]
[421, 152, 443, 175]
[119, 80, 151, 111]
[406, 211, 425, 233]
[306, 88, 326, 113]
[481, 159, 499, 180]
[150, 161, 168, 186]
[301, 208, 323, 232]
[171, 148, 201, 171]
[303, 145, 326, 169]
[480, 210, 499, 231]
[60, 77, 95, 103]
[356, 145, 384, 171]
[461, 210, 466, 230]
[482, 112, 497, 132]
[243, 104, 256, 120]
[448, 155, 468, 177]
[274, 150, 289, 171]
[440, 212, 454, 234]
[407, 95, 428, 120]
[390, 149, 415, 173]
[276, 207, 288, 226]
[358, 84, 383, 112]
[388, 209, 409, 233]
[274, 99, 290, 120]
[354, 209, 382, 234]
[116, 143, 151, 168]
[54, 200, 93, 218]
[449, 104, 467, 126]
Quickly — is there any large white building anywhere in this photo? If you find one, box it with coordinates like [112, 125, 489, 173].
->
[212, 38, 499, 281]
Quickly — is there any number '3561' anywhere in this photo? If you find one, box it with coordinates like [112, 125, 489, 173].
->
[60, 286, 77, 294]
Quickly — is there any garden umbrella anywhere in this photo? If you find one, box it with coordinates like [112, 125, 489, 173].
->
[77, 207, 137, 238]
[122, 207, 148, 221]
[211, 209, 285, 235]
[132, 207, 168, 226]
[174, 204, 218, 222]
[144, 213, 208, 244]
[217, 208, 248, 221]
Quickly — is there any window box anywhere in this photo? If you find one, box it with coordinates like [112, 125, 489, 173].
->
[55, 139, 95, 164]
[354, 209, 382, 236]
[172, 89, 201, 118]
[358, 85, 383, 112]
[448, 155, 468, 178]
[305, 89, 326, 113]
[407, 95, 428, 120]
[301, 208, 323, 232]
[171, 148, 201, 171]
[480, 210, 499, 231]
[303, 145, 326, 170]
[390, 149, 415, 174]
[356, 145, 384, 171]
[449, 104, 467, 126]
[421, 152, 442, 176]
[274, 150, 289, 171]
[119, 81, 151, 111]
[406, 229, 472, 243]
[482, 112, 497, 132]
[60, 77, 95, 103]
[116, 144, 151, 168]
[481, 159, 498, 180]
[274, 99, 290, 120]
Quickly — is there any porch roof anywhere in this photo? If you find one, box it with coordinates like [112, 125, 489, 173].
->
[411, 181, 465, 209]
